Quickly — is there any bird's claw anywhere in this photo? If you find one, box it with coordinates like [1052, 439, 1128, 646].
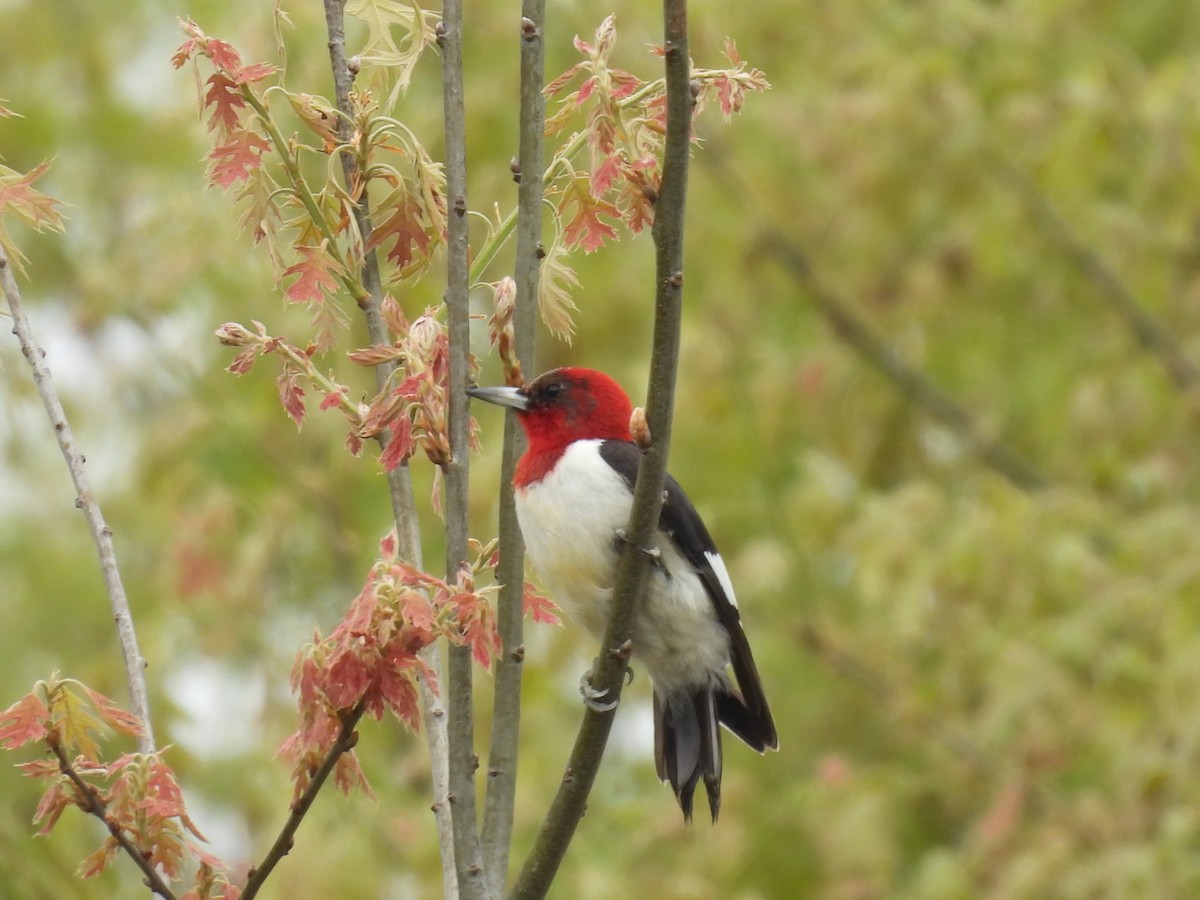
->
[613, 528, 662, 563]
[579, 670, 619, 712]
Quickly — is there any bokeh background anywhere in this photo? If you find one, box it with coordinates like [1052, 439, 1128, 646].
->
[4, 1, 1200, 897]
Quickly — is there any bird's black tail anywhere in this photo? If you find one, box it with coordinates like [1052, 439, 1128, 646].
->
[654, 689, 722, 822]
[655, 682, 777, 822]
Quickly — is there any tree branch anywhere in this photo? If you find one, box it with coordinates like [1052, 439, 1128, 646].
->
[509, 0, 691, 893]
[440, 1, 489, 895]
[0, 247, 156, 755]
[321, 0, 455, 889]
[996, 157, 1200, 393]
[48, 740, 177, 900]
[480, 6, 545, 894]
[241, 700, 368, 899]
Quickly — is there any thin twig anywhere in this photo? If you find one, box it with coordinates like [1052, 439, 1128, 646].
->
[480, 6, 545, 894]
[995, 156, 1200, 393]
[0, 247, 156, 754]
[439, 1, 489, 896]
[321, 0, 455, 889]
[761, 236, 1049, 493]
[241, 700, 368, 899]
[48, 740, 177, 900]
[510, 0, 691, 894]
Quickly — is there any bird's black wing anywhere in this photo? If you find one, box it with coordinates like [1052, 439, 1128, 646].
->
[599, 440, 778, 753]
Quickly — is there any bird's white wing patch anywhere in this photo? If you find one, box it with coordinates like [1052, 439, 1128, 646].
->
[704, 550, 737, 608]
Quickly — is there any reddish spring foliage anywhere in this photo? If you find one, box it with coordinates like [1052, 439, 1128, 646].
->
[0, 157, 66, 273]
[172, 20, 277, 94]
[208, 131, 271, 189]
[559, 177, 621, 254]
[352, 308, 480, 472]
[282, 243, 345, 307]
[523, 581, 562, 628]
[276, 367, 307, 429]
[0, 160, 64, 234]
[366, 191, 434, 273]
[543, 16, 768, 255]
[0, 691, 49, 749]
[281, 532, 504, 800]
[173, 21, 276, 188]
[0, 676, 236, 895]
[487, 277, 525, 386]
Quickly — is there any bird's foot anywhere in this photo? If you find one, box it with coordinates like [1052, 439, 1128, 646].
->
[613, 528, 662, 564]
[579, 668, 619, 713]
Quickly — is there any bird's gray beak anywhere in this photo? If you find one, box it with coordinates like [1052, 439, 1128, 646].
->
[466, 384, 530, 411]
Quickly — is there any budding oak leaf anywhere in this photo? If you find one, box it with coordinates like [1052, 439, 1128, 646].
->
[54, 687, 111, 762]
[78, 838, 121, 880]
[282, 243, 344, 305]
[186, 861, 243, 900]
[523, 582, 562, 626]
[0, 691, 50, 749]
[138, 756, 203, 835]
[227, 346, 259, 375]
[590, 153, 622, 196]
[345, 0, 439, 105]
[276, 368, 307, 429]
[0, 160, 65, 232]
[202, 74, 246, 135]
[348, 344, 405, 367]
[320, 385, 348, 411]
[79, 683, 144, 739]
[208, 130, 270, 189]
[31, 778, 73, 836]
[378, 414, 416, 472]
[202, 38, 243, 76]
[559, 177, 621, 253]
[367, 191, 433, 273]
[173, 22, 277, 86]
[537, 236, 580, 341]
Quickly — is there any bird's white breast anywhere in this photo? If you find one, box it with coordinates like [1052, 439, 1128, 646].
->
[515, 439, 730, 695]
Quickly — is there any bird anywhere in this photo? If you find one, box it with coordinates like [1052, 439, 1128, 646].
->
[467, 366, 777, 821]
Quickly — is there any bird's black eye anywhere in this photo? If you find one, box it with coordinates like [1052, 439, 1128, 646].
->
[543, 381, 563, 399]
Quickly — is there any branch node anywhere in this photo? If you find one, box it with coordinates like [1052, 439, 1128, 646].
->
[521, 17, 540, 41]
[535, 242, 546, 259]
[511, 643, 525, 662]
[435, 20, 446, 46]
[668, 270, 683, 288]
[510, 156, 522, 183]
[610, 639, 633, 662]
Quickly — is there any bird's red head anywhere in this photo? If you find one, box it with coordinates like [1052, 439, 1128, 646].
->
[515, 367, 633, 452]
[467, 367, 634, 485]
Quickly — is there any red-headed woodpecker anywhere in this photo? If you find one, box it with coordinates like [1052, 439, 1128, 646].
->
[468, 367, 778, 822]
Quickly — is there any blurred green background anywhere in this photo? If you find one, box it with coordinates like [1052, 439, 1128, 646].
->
[4, 1, 1200, 897]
